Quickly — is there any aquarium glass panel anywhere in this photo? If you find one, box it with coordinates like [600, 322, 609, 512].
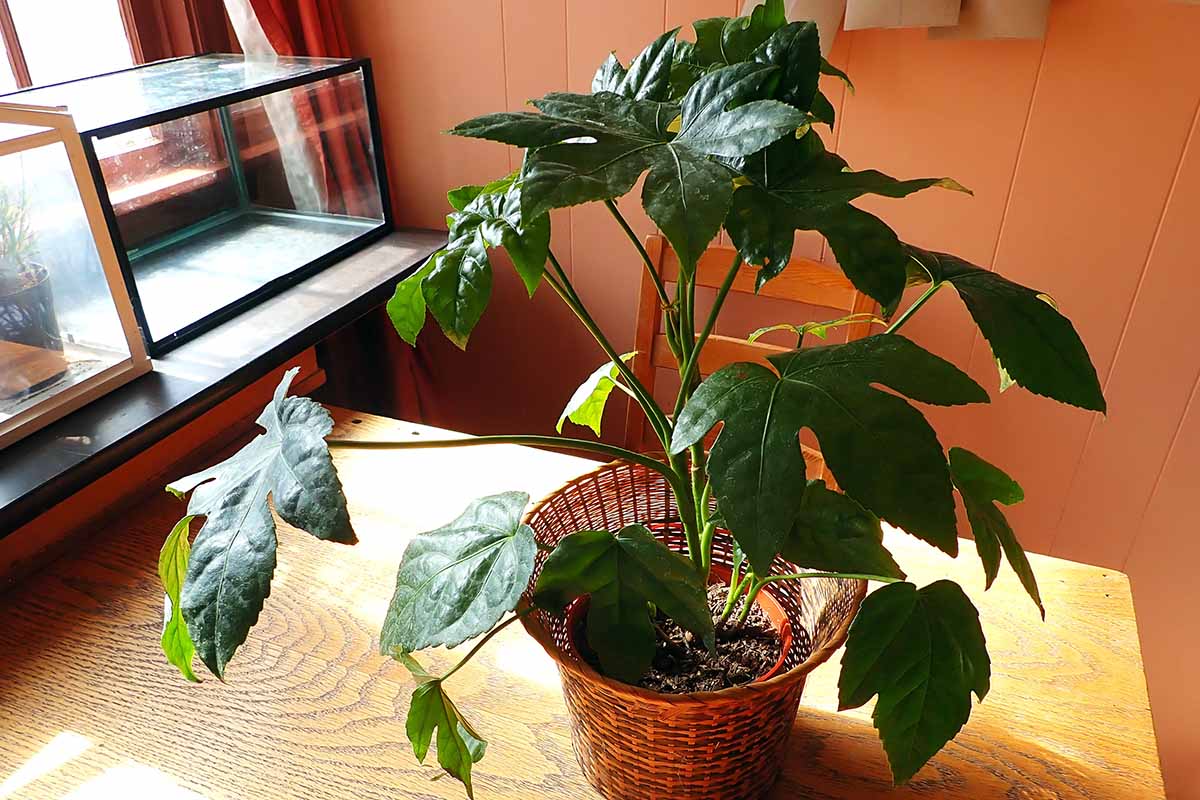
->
[0, 141, 130, 423]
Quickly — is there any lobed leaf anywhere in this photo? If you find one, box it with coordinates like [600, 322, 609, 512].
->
[380, 492, 537, 654]
[672, 335, 988, 572]
[170, 367, 354, 678]
[407, 679, 488, 798]
[556, 353, 635, 437]
[782, 481, 905, 580]
[949, 448, 1043, 617]
[907, 246, 1105, 412]
[839, 580, 990, 785]
[533, 525, 713, 683]
[159, 515, 199, 682]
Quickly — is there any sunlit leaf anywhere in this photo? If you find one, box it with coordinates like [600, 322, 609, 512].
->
[557, 353, 636, 436]
[159, 514, 198, 682]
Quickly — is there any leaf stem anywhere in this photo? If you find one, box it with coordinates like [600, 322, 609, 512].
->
[604, 199, 671, 309]
[327, 435, 688, 498]
[885, 281, 942, 335]
[674, 249, 742, 421]
[440, 608, 534, 682]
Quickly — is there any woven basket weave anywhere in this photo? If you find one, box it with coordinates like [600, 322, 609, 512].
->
[521, 460, 867, 800]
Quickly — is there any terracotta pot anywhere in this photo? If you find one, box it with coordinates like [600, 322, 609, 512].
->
[521, 460, 867, 800]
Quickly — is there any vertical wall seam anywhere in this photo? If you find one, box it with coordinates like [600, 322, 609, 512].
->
[962, 31, 1050, 385]
[1050, 91, 1200, 556]
[1119, 369, 1200, 571]
[561, 0, 574, 278]
[498, 0, 512, 172]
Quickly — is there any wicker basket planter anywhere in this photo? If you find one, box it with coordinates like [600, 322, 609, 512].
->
[521, 460, 868, 800]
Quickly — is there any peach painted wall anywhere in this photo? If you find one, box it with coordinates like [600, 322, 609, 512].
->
[341, 1, 1200, 796]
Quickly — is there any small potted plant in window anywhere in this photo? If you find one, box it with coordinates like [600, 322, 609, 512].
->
[153, 3, 1105, 798]
[0, 184, 66, 401]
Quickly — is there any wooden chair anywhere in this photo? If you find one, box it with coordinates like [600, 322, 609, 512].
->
[624, 235, 876, 477]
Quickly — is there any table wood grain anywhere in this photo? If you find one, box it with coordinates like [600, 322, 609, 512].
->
[0, 409, 1165, 799]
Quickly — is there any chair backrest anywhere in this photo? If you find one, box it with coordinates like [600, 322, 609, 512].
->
[625, 235, 875, 454]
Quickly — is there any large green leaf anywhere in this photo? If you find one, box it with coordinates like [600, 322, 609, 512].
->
[389, 179, 549, 350]
[724, 132, 966, 301]
[407, 678, 487, 799]
[691, 0, 788, 67]
[839, 580, 990, 785]
[752, 21, 821, 111]
[907, 246, 1105, 412]
[380, 492, 537, 655]
[949, 448, 1043, 618]
[169, 367, 353, 678]
[533, 525, 713, 683]
[671, 335, 987, 572]
[452, 64, 803, 274]
[782, 481, 905, 580]
[592, 29, 678, 101]
[556, 352, 635, 437]
[159, 515, 198, 682]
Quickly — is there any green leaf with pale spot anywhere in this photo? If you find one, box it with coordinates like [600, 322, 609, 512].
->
[533, 525, 713, 683]
[839, 580, 990, 785]
[949, 447, 1043, 618]
[671, 335, 988, 573]
[381, 492, 537, 654]
[557, 353, 635, 436]
[159, 514, 198, 682]
[407, 679, 487, 798]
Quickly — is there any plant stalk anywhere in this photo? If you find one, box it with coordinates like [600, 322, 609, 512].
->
[885, 280, 943, 335]
[440, 608, 533, 682]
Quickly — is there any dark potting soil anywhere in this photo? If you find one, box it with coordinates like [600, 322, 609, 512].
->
[576, 584, 784, 694]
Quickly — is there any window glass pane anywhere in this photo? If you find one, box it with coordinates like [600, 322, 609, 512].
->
[8, 0, 133, 87]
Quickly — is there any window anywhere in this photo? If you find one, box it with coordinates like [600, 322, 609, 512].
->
[0, 0, 136, 90]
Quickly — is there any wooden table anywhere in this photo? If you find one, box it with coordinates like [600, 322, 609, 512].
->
[0, 409, 1165, 799]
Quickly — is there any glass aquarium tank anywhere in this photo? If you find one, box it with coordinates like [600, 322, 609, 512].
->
[0, 103, 150, 449]
[1, 54, 392, 354]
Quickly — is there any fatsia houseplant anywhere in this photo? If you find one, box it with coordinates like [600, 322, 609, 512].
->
[155, 3, 1105, 798]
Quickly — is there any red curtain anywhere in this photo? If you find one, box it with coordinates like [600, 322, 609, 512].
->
[241, 0, 433, 422]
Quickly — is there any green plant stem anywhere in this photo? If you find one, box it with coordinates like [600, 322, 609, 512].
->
[733, 570, 902, 626]
[885, 281, 943, 335]
[604, 199, 671, 310]
[674, 249, 741, 421]
[327, 435, 687, 499]
[719, 574, 750, 623]
[440, 608, 533, 682]
[544, 251, 672, 448]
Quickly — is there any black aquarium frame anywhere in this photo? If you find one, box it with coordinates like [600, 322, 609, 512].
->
[7, 54, 393, 356]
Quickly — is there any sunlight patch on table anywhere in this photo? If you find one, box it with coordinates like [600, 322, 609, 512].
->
[62, 762, 208, 800]
[0, 731, 92, 799]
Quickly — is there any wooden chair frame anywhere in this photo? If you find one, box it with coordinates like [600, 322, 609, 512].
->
[624, 235, 875, 466]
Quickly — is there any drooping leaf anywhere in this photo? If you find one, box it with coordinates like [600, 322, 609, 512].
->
[820, 57, 854, 92]
[839, 580, 990, 785]
[752, 21, 822, 111]
[907, 246, 1105, 412]
[452, 64, 803, 274]
[671, 335, 987, 572]
[533, 525, 713, 683]
[407, 679, 488, 798]
[949, 448, 1043, 617]
[387, 257, 436, 347]
[556, 352, 636, 436]
[159, 515, 199, 682]
[170, 367, 354, 678]
[809, 89, 836, 127]
[782, 481, 905, 580]
[380, 492, 537, 654]
[724, 131, 965, 302]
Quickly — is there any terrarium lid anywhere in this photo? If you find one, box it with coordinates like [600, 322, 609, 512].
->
[0, 53, 354, 137]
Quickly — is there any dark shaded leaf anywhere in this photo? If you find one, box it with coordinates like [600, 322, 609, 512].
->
[810, 89, 836, 127]
[591, 52, 627, 93]
[407, 679, 487, 798]
[839, 580, 990, 784]
[782, 481, 905, 579]
[556, 352, 635, 436]
[907, 246, 1105, 412]
[616, 29, 678, 100]
[671, 335, 987, 572]
[752, 21, 821, 111]
[170, 368, 353, 677]
[693, 0, 788, 67]
[533, 525, 713, 683]
[949, 447, 1043, 617]
[381, 492, 537, 654]
[820, 57, 853, 91]
[159, 515, 198, 682]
